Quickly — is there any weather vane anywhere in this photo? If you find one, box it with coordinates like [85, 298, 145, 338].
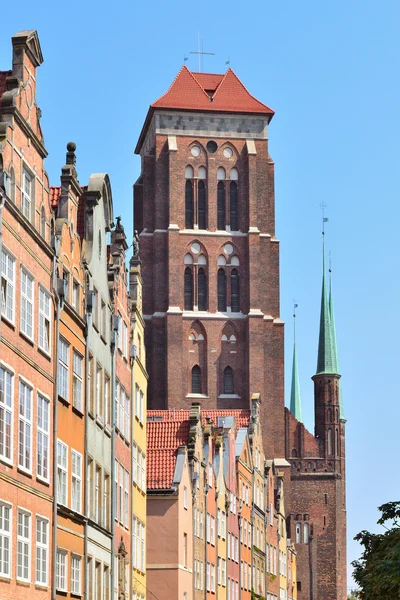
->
[319, 202, 329, 235]
[189, 32, 215, 72]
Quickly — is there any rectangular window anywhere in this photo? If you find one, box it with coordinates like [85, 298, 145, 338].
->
[135, 385, 140, 418]
[37, 394, 49, 480]
[183, 486, 188, 509]
[72, 280, 80, 313]
[57, 440, 68, 505]
[119, 464, 123, 524]
[95, 465, 101, 524]
[123, 321, 128, 356]
[141, 523, 145, 572]
[103, 473, 110, 530]
[58, 337, 69, 400]
[101, 299, 106, 339]
[96, 365, 103, 418]
[72, 450, 82, 513]
[221, 558, 226, 586]
[124, 469, 129, 527]
[183, 533, 187, 568]
[211, 563, 215, 593]
[207, 513, 210, 543]
[132, 517, 137, 568]
[17, 510, 30, 581]
[72, 351, 83, 412]
[95, 560, 101, 600]
[93, 288, 99, 330]
[71, 554, 81, 595]
[20, 269, 34, 339]
[1, 249, 15, 322]
[132, 443, 137, 484]
[0, 503, 11, 577]
[103, 564, 110, 600]
[22, 168, 33, 220]
[207, 562, 211, 592]
[18, 380, 32, 471]
[0, 367, 13, 463]
[140, 389, 144, 423]
[119, 386, 124, 435]
[211, 515, 215, 545]
[36, 517, 48, 585]
[124, 393, 130, 440]
[38, 287, 51, 353]
[104, 375, 110, 425]
[117, 313, 122, 351]
[115, 381, 119, 429]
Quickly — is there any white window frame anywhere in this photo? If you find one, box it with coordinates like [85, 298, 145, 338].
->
[72, 450, 82, 513]
[36, 515, 48, 586]
[1, 248, 15, 323]
[37, 393, 50, 482]
[124, 469, 129, 527]
[0, 501, 12, 577]
[71, 554, 81, 595]
[38, 286, 51, 354]
[18, 379, 32, 473]
[58, 337, 70, 401]
[132, 516, 137, 568]
[20, 268, 34, 340]
[72, 351, 83, 412]
[21, 167, 33, 221]
[56, 548, 67, 591]
[0, 365, 13, 465]
[57, 440, 68, 506]
[17, 508, 31, 582]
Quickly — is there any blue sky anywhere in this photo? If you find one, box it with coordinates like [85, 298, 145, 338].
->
[2, 0, 399, 591]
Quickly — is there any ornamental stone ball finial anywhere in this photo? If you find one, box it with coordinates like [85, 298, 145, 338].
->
[66, 142, 76, 168]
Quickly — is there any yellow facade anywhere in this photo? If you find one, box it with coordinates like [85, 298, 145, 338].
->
[130, 255, 148, 600]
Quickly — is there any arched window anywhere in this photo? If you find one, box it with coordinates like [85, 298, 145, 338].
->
[218, 268, 227, 312]
[217, 182, 225, 230]
[230, 181, 238, 231]
[231, 269, 240, 312]
[184, 267, 193, 310]
[40, 206, 46, 239]
[198, 166, 207, 179]
[303, 523, 309, 544]
[291, 449, 298, 458]
[223, 366, 234, 394]
[192, 365, 201, 394]
[198, 268, 207, 311]
[327, 428, 333, 455]
[185, 180, 194, 229]
[198, 180, 206, 230]
[217, 167, 226, 180]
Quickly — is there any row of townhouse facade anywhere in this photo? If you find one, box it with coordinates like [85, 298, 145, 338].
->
[0, 30, 148, 600]
[146, 396, 297, 600]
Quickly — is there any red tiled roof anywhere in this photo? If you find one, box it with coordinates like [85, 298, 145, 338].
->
[147, 408, 250, 490]
[147, 420, 190, 490]
[151, 66, 274, 116]
[0, 70, 12, 99]
[50, 186, 61, 209]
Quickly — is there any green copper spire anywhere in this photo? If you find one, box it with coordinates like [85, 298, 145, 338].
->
[329, 269, 344, 418]
[316, 239, 336, 375]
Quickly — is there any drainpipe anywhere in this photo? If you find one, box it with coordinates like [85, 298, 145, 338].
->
[130, 351, 135, 599]
[51, 237, 61, 600]
[0, 190, 5, 354]
[110, 315, 118, 598]
[192, 466, 197, 600]
[204, 462, 208, 599]
[84, 283, 91, 600]
[238, 502, 242, 598]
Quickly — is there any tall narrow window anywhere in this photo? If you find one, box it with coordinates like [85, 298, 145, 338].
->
[303, 523, 309, 544]
[191, 365, 201, 394]
[230, 181, 238, 231]
[198, 268, 207, 311]
[327, 428, 333, 455]
[17, 510, 31, 581]
[72, 450, 82, 513]
[37, 394, 49, 481]
[36, 517, 48, 585]
[21, 269, 34, 339]
[19, 381, 32, 471]
[184, 267, 193, 310]
[57, 440, 68, 506]
[0, 503, 11, 577]
[218, 269, 227, 312]
[231, 269, 240, 312]
[185, 180, 194, 229]
[58, 337, 69, 401]
[223, 366, 234, 394]
[0, 367, 13, 463]
[56, 549, 67, 591]
[38, 287, 51, 353]
[71, 555, 81, 595]
[217, 182, 225, 230]
[198, 181, 206, 229]
[1, 249, 15, 322]
[22, 169, 33, 221]
[73, 351, 83, 412]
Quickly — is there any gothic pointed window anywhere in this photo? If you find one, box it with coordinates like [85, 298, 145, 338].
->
[218, 268, 227, 312]
[231, 269, 240, 313]
[198, 181, 206, 230]
[217, 182, 225, 230]
[223, 366, 234, 394]
[198, 268, 207, 311]
[327, 428, 333, 455]
[185, 180, 194, 229]
[192, 365, 201, 394]
[184, 267, 193, 310]
[230, 181, 238, 231]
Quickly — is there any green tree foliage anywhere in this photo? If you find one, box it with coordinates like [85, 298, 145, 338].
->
[352, 501, 400, 599]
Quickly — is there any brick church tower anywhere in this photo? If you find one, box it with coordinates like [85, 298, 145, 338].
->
[134, 66, 346, 599]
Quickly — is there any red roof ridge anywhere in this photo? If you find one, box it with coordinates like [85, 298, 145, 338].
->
[213, 67, 274, 114]
[151, 65, 210, 108]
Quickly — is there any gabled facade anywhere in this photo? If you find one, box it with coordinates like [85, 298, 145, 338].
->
[52, 143, 86, 599]
[235, 426, 252, 599]
[0, 30, 54, 600]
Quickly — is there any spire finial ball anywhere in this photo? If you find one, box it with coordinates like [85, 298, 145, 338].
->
[67, 142, 76, 152]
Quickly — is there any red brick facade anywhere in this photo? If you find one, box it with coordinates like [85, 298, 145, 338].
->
[135, 67, 346, 599]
